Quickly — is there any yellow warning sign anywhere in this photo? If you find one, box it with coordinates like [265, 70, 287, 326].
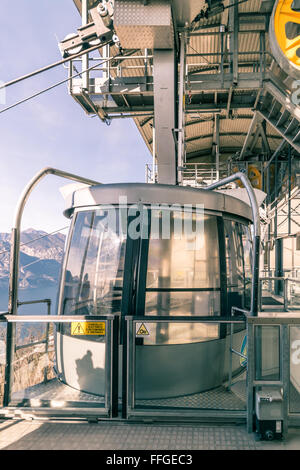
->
[136, 323, 150, 336]
[71, 322, 106, 336]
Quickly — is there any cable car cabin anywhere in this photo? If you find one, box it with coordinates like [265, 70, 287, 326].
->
[55, 183, 252, 399]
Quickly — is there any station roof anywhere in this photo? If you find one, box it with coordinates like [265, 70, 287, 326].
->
[70, 0, 298, 164]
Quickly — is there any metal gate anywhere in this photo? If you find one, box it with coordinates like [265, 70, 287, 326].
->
[0, 308, 250, 422]
[0, 311, 119, 420]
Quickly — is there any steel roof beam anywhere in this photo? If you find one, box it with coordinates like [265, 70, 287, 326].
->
[249, 126, 261, 153]
[100, 102, 256, 114]
[239, 112, 261, 159]
[226, 86, 233, 117]
[259, 120, 271, 155]
[187, 72, 271, 91]
[229, 0, 239, 85]
[185, 114, 254, 127]
[264, 140, 288, 172]
[186, 147, 253, 159]
[257, 109, 300, 154]
[185, 131, 284, 144]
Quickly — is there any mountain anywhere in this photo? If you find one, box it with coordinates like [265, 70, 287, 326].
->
[0, 229, 66, 290]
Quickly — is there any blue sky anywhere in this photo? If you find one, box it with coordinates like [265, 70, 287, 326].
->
[0, 0, 151, 234]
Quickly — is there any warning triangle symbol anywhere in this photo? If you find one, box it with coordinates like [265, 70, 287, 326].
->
[136, 323, 150, 336]
[75, 323, 85, 334]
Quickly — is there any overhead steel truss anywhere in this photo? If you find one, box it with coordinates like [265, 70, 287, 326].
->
[65, 0, 300, 237]
[66, 1, 299, 164]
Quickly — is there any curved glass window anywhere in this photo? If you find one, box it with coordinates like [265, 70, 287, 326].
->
[60, 209, 126, 317]
[241, 223, 253, 310]
[58, 205, 252, 346]
[225, 220, 252, 312]
[145, 211, 220, 317]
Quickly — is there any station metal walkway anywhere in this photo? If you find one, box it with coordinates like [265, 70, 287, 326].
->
[1, 419, 300, 450]
[8, 373, 247, 416]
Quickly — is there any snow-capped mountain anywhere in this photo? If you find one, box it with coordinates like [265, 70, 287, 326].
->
[0, 229, 66, 289]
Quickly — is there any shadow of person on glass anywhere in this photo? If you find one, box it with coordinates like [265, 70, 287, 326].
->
[75, 349, 105, 396]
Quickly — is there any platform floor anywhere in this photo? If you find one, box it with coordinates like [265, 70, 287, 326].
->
[10, 374, 246, 412]
[11, 379, 106, 407]
[2, 308, 300, 450]
[1, 419, 300, 450]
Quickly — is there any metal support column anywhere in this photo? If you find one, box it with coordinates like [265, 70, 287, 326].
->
[275, 238, 283, 296]
[213, 114, 220, 180]
[229, 0, 239, 85]
[259, 30, 266, 83]
[82, 0, 89, 91]
[153, 49, 177, 185]
[177, 34, 186, 184]
[152, 124, 156, 183]
[288, 146, 292, 236]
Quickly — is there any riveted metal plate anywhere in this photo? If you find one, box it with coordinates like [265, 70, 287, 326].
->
[114, 0, 174, 49]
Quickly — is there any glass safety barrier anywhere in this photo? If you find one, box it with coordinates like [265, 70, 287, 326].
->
[125, 315, 248, 422]
[0, 313, 118, 419]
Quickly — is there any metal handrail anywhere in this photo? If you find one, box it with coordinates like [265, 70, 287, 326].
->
[9, 167, 100, 317]
[126, 315, 246, 323]
[4, 167, 101, 407]
[0, 314, 115, 323]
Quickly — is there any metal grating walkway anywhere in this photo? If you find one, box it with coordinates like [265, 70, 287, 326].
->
[11, 379, 105, 407]
[9, 374, 246, 412]
[1, 420, 300, 450]
[136, 379, 246, 411]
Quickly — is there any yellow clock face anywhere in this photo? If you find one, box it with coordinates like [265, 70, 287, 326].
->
[273, 0, 300, 70]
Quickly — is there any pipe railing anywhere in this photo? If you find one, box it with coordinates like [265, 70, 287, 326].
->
[4, 167, 101, 407]
[259, 276, 300, 312]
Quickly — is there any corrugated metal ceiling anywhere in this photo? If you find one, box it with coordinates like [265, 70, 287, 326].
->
[71, 0, 279, 162]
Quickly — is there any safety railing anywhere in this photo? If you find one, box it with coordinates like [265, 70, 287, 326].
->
[1, 310, 300, 436]
[15, 299, 51, 384]
[145, 163, 156, 184]
[0, 313, 118, 419]
[125, 314, 248, 422]
[259, 276, 300, 312]
[68, 48, 273, 92]
[181, 163, 229, 187]
[145, 161, 268, 189]
[261, 269, 300, 279]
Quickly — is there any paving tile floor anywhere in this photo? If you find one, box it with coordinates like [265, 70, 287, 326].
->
[0, 419, 300, 450]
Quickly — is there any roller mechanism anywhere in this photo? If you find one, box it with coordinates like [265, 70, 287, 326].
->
[59, 0, 118, 57]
